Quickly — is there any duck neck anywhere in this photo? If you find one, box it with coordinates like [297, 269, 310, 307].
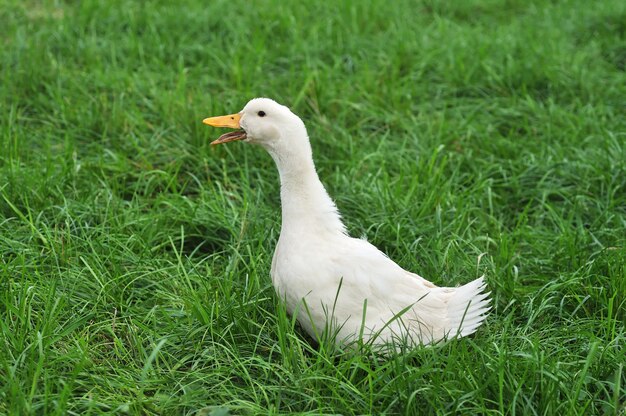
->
[265, 139, 346, 237]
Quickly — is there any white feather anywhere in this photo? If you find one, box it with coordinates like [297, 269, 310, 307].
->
[216, 98, 491, 349]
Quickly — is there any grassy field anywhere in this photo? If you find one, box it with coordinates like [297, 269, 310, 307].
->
[1, 0, 625, 414]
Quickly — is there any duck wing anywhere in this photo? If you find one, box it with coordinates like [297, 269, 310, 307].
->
[319, 237, 491, 345]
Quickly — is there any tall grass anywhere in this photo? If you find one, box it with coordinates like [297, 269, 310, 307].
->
[1, 0, 625, 414]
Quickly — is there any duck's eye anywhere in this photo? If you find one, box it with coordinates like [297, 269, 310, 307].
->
[257, 111, 266, 117]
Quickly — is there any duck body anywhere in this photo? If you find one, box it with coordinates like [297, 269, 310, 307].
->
[203, 98, 490, 348]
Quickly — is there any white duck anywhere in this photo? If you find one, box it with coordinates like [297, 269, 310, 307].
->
[203, 98, 490, 349]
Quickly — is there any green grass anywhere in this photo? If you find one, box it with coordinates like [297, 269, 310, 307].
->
[1, 0, 625, 414]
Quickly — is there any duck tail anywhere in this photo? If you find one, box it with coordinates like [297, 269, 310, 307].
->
[446, 276, 491, 338]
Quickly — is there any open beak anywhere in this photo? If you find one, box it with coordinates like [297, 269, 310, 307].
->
[202, 113, 247, 145]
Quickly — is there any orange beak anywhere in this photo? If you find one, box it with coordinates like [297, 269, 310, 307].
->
[202, 113, 247, 145]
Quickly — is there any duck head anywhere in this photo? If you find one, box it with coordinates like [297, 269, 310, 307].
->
[203, 98, 308, 153]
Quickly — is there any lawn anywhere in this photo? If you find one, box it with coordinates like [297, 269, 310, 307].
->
[1, 0, 625, 414]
